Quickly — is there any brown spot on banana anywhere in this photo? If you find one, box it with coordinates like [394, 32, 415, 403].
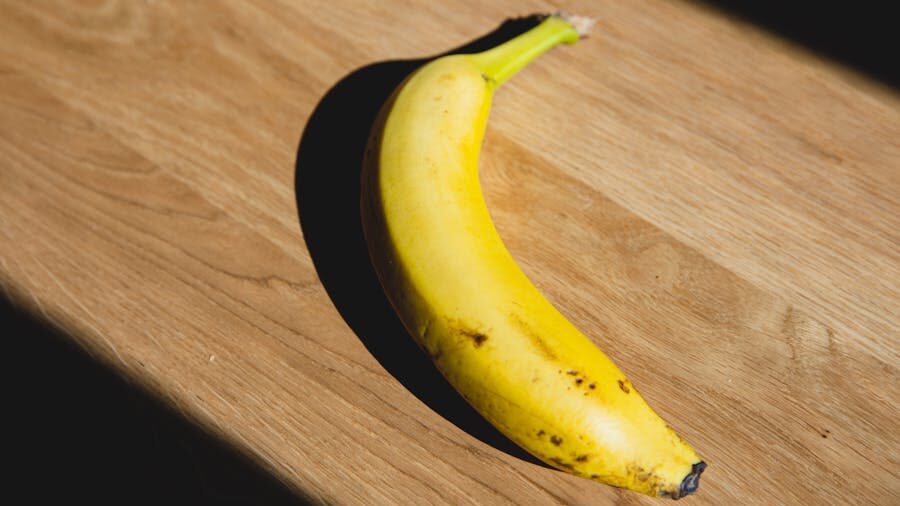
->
[508, 313, 558, 360]
[467, 331, 487, 346]
[449, 320, 488, 347]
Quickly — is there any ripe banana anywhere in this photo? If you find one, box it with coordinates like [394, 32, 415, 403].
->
[360, 14, 705, 499]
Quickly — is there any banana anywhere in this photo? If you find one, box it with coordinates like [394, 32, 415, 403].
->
[360, 14, 705, 499]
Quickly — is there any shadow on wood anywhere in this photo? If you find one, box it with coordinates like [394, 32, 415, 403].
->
[294, 16, 549, 468]
[699, 0, 899, 88]
[3, 295, 315, 506]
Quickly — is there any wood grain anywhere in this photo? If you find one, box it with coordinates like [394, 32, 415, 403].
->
[1, 1, 897, 504]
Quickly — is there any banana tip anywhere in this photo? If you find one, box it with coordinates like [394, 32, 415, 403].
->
[554, 11, 596, 38]
[677, 461, 707, 499]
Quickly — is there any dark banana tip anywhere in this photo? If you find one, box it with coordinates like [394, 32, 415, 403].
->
[677, 461, 707, 499]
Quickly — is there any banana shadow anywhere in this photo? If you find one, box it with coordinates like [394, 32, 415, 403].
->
[294, 17, 548, 468]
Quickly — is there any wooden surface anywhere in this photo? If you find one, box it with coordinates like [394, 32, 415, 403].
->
[1, 1, 897, 504]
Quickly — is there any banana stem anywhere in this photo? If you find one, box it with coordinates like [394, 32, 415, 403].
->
[471, 14, 588, 86]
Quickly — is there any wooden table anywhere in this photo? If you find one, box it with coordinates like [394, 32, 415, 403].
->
[2, 1, 897, 504]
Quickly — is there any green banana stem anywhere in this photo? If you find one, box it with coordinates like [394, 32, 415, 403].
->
[471, 15, 584, 86]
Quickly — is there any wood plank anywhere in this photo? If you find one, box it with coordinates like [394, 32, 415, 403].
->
[1, 1, 897, 504]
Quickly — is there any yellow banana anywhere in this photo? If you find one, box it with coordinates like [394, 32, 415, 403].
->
[360, 14, 705, 499]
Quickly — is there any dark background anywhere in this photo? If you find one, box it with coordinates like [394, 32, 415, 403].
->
[4, 3, 895, 506]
